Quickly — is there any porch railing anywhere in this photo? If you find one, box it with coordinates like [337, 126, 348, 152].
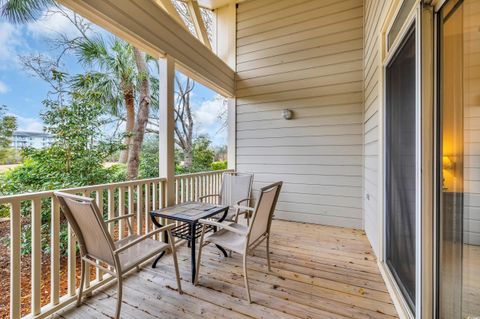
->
[0, 169, 231, 319]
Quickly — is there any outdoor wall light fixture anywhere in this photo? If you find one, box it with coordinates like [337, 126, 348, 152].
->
[282, 109, 293, 120]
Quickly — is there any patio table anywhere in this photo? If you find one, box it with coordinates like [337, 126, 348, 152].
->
[150, 201, 229, 283]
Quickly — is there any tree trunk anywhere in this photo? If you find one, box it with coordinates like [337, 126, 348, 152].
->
[184, 147, 193, 169]
[127, 48, 151, 179]
[119, 87, 135, 163]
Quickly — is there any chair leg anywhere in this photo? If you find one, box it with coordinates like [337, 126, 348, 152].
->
[266, 235, 272, 272]
[77, 259, 86, 307]
[115, 275, 123, 319]
[243, 254, 252, 303]
[194, 225, 207, 286]
[168, 230, 183, 294]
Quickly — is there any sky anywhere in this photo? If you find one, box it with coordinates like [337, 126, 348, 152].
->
[0, 6, 227, 146]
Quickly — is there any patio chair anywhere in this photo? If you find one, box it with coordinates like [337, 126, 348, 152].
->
[199, 171, 254, 224]
[54, 191, 182, 319]
[194, 181, 283, 303]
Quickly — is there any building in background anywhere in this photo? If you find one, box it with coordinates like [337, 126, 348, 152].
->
[11, 131, 53, 149]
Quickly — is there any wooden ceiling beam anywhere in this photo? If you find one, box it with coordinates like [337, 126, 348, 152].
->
[187, 0, 212, 50]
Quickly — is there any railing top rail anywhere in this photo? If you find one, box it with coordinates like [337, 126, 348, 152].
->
[0, 176, 167, 204]
[174, 169, 233, 178]
[0, 170, 234, 204]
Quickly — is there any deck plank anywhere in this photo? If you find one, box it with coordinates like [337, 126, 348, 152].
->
[52, 220, 398, 318]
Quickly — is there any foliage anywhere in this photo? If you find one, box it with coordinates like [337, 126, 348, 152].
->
[0, 93, 125, 255]
[211, 160, 227, 171]
[138, 136, 159, 178]
[176, 135, 215, 174]
[1, 95, 123, 195]
[192, 135, 215, 169]
[0, 0, 54, 23]
[0, 105, 17, 162]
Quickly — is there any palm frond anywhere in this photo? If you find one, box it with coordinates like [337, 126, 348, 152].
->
[1, 0, 54, 23]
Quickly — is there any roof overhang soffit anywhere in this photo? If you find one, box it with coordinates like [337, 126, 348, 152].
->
[59, 0, 235, 97]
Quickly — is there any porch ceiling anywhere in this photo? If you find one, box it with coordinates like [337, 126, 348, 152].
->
[59, 0, 235, 97]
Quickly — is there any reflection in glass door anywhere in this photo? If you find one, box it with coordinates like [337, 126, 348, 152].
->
[438, 0, 480, 318]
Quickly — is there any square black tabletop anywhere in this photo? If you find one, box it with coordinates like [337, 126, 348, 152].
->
[150, 201, 229, 223]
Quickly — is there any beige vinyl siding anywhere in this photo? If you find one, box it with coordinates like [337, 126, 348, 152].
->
[236, 0, 364, 228]
[363, 0, 392, 255]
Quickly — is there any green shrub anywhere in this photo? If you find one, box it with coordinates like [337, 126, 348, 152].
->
[211, 161, 227, 171]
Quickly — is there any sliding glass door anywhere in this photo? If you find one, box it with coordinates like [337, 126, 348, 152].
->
[438, 0, 480, 318]
[385, 26, 417, 311]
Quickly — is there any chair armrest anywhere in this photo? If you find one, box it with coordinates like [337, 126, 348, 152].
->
[236, 198, 250, 205]
[113, 224, 175, 254]
[198, 194, 220, 201]
[233, 205, 254, 212]
[105, 213, 135, 224]
[198, 219, 247, 236]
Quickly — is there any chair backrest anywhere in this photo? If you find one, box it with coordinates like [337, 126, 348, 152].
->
[247, 182, 282, 245]
[54, 191, 115, 265]
[219, 172, 253, 207]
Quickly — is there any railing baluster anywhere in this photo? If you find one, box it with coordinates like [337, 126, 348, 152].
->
[82, 191, 91, 293]
[95, 189, 104, 281]
[175, 179, 179, 204]
[31, 198, 42, 316]
[150, 182, 157, 234]
[180, 178, 185, 203]
[119, 187, 125, 240]
[107, 188, 115, 236]
[51, 197, 60, 306]
[67, 221, 76, 296]
[137, 184, 143, 235]
[128, 186, 134, 236]
[10, 200, 21, 319]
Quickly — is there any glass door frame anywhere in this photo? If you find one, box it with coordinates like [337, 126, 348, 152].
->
[378, 1, 436, 318]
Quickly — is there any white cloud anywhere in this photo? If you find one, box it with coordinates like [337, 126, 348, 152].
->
[26, 7, 84, 40]
[194, 95, 226, 126]
[14, 115, 44, 132]
[0, 22, 24, 65]
[0, 80, 9, 94]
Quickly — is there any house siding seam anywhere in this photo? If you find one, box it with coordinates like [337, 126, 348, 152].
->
[235, 0, 364, 228]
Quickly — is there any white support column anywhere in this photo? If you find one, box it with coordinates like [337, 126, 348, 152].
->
[159, 55, 176, 206]
[215, 3, 237, 170]
[227, 98, 236, 170]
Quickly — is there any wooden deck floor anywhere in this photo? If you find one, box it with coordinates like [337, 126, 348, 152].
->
[53, 220, 398, 319]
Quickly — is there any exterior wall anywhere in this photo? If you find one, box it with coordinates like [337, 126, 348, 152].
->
[363, 0, 392, 256]
[235, 0, 364, 228]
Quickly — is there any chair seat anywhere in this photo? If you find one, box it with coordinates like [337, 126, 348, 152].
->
[115, 235, 168, 272]
[205, 223, 248, 254]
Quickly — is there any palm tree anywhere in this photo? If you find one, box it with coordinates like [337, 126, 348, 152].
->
[72, 37, 138, 163]
[2, 0, 153, 179]
[1, 0, 53, 23]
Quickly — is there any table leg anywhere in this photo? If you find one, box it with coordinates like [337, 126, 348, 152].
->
[214, 208, 229, 257]
[150, 214, 168, 268]
[190, 222, 196, 283]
